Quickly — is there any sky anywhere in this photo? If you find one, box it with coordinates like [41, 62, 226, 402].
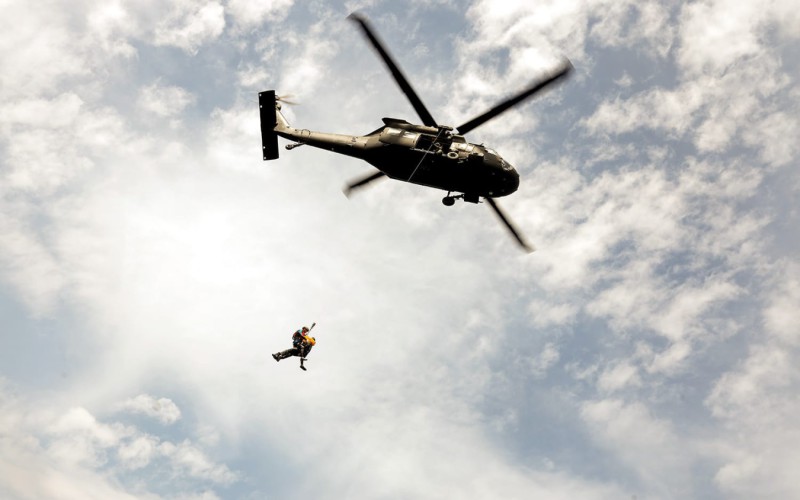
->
[1, 0, 799, 498]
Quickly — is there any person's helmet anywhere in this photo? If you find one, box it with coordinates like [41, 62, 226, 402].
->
[302, 326, 309, 332]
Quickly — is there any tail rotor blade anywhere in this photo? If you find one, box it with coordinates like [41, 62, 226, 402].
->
[456, 59, 572, 135]
[348, 13, 438, 128]
[485, 197, 534, 253]
[277, 94, 299, 105]
[343, 170, 387, 197]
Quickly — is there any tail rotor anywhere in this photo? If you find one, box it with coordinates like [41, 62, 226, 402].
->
[276, 94, 299, 106]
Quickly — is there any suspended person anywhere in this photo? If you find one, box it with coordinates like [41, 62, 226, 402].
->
[273, 323, 316, 371]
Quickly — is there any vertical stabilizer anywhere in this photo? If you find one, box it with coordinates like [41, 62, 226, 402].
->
[259, 90, 279, 160]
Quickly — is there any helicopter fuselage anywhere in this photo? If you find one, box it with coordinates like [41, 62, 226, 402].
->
[272, 107, 520, 201]
[257, 13, 571, 252]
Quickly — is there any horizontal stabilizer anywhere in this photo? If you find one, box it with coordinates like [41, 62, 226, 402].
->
[259, 90, 279, 160]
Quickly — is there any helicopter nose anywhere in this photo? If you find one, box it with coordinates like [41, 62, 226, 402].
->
[501, 166, 519, 194]
[508, 168, 519, 190]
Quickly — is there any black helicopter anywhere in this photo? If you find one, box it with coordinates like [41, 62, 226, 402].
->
[259, 13, 571, 252]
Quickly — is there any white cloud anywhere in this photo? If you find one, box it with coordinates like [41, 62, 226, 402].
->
[528, 299, 577, 327]
[448, 0, 592, 130]
[582, 2, 797, 167]
[706, 343, 795, 422]
[159, 440, 239, 485]
[46, 407, 134, 468]
[119, 394, 182, 425]
[117, 435, 160, 470]
[647, 340, 692, 375]
[763, 263, 800, 344]
[86, 2, 138, 59]
[139, 82, 196, 118]
[0, 211, 66, 315]
[292, 402, 627, 500]
[597, 362, 640, 392]
[1, 1, 798, 499]
[529, 342, 560, 378]
[581, 399, 690, 495]
[226, 0, 293, 29]
[705, 340, 800, 498]
[0, 445, 143, 500]
[277, 19, 342, 97]
[741, 110, 800, 168]
[0, 93, 84, 130]
[521, 163, 693, 290]
[652, 280, 741, 342]
[0, 2, 88, 97]
[589, 2, 675, 57]
[152, 1, 226, 53]
[678, 0, 770, 75]
[171, 492, 221, 500]
[582, 85, 703, 138]
[0, 383, 238, 498]
[0, 92, 128, 197]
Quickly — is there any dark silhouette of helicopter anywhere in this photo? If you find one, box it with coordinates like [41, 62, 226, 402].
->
[259, 13, 571, 252]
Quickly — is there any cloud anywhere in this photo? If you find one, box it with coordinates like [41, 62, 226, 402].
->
[582, 2, 797, 167]
[762, 264, 800, 344]
[0, 94, 126, 195]
[581, 399, 690, 496]
[1, 1, 798, 499]
[0, 3, 89, 97]
[46, 407, 135, 467]
[159, 440, 239, 485]
[597, 362, 640, 392]
[705, 338, 800, 498]
[0, 383, 238, 498]
[226, 0, 293, 29]
[678, 0, 777, 75]
[291, 401, 626, 500]
[740, 110, 800, 168]
[138, 83, 196, 118]
[528, 299, 578, 328]
[589, 2, 675, 57]
[581, 86, 702, 138]
[119, 394, 182, 425]
[0, 211, 66, 315]
[528, 342, 560, 378]
[277, 18, 344, 97]
[152, 1, 226, 53]
[117, 435, 160, 469]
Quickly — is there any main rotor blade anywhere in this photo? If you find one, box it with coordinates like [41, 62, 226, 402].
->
[348, 13, 438, 128]
[456, 59, 573, 135]
[485, 197, 534, 253]
[343, 170, 387, 197]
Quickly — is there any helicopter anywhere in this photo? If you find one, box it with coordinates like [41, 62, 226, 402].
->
[259, 13, 572, 252]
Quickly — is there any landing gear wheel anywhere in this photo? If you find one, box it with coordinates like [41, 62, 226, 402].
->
[442, 196, 456, 207]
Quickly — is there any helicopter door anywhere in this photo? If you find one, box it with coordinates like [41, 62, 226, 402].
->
[414, 133, 453, 155]
[415, 133, 438, 152]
